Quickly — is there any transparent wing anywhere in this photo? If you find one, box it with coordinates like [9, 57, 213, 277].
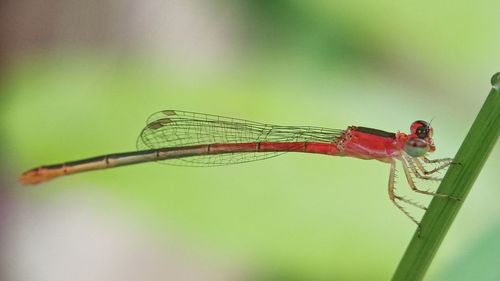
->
[136, 110, 342, 166]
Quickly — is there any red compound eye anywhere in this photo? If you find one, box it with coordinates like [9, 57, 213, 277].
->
[410, 120, 433, 139]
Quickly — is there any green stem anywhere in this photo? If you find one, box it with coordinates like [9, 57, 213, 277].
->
[392, 73, 500, 281]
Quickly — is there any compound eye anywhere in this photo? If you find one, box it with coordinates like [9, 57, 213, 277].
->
[416, 126, 429, 138]
[410, 120, 432, 138]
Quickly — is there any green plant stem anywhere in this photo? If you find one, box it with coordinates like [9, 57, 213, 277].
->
[392, 73, 500, 281]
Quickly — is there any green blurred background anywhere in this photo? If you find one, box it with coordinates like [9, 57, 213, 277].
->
[1, 1, 499, 280]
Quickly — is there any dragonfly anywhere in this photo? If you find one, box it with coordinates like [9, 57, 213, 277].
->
[20, 110, 454, 225]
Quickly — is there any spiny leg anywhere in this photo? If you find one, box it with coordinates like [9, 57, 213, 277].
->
[416, 157, 461, 201]
[422, 156, 453, 164]
[388, 161, 424, 226]
[403, 155, 443, 181]
[417, 157, 453, 175]
[389, 159, 430, 208]
[399, 157, 449, 198]
[413, 157, 445, 178]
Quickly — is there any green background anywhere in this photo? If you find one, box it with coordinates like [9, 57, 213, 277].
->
[1, 1, 499, 280]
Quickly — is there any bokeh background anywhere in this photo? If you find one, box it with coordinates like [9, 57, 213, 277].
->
[1, 1, 499, 280]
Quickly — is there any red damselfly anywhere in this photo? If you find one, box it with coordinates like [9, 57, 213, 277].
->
[20, 110, 454, 225]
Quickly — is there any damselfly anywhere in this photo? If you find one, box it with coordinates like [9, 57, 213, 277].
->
[20, 110, 454, 225]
